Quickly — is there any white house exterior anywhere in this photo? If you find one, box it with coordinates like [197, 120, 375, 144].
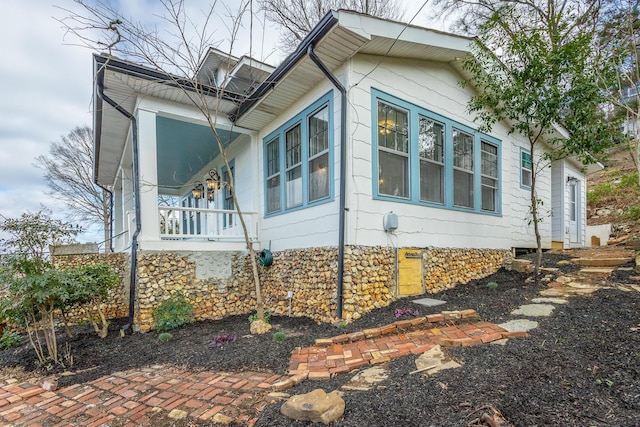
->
[92, 10, 598, 327]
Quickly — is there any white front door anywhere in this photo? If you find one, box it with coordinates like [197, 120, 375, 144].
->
[568, 180, 579, 244]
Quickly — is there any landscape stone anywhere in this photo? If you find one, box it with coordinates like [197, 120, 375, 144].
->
[212, 413, 235, 424]
[531, 297, 568, 304]
[511, 304, 555, 317]
[412, 298, 446, 307]
[167, 409, 188, 420]
[341, 366, 389, 391]
[414, 345, 462, 375]
[281, 389, 345, 424]
[499, 319, 539, 332]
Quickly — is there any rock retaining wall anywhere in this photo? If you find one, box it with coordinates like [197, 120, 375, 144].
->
[54, 246, 512, 331]
[51, 253, 129, 323]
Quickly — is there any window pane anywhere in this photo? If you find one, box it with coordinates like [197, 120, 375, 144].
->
[267, 175, 280, 213]
[378, 150, 408, 198]
[309, 152, 329, 202]
[378, 101, 408, 153]
[453, 129, 473, 171]
[419, 117, 444, 162]
[286, 125, 301, 168]
[266, 138, 279, 177]
[481, 176, 497, 212]
[454, 169, 474, 208]
[521, 151, 532, 187]
[481, 141, 498, 178]
[309, 106, 329, 157]
[420, 160, 444, 203]
[286, 165, 302, 208]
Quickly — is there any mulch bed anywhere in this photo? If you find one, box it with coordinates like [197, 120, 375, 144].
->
[2, 252, 639, 426]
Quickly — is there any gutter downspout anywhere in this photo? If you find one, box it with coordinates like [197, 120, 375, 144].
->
[307, 45, 347, 320]
[96, 81, 141, 333]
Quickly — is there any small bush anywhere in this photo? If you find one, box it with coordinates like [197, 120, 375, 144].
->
[487, 281, 499, 289]
[587, 182, 614, 206]
[248, 310, 271, 324]
[152, 293, 194, 332]
[273, 331, 287, 342]
[158, 332, 173, 342]
[209, 333, 237, 348]
[0, 330, 22, 350]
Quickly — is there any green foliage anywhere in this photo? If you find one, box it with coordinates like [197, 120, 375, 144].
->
[248, 310, 271, 324]
[158, 332, 173, 342]
[0, 330, 22, 350]
[273, 331, 287, 342]
[152, 293, 194, 332]
[623, 205, 640, 221]
[0, 208, 81, 260]
[587, 182, 615, 206]
[587, 172, 640, 207]
[487, 281, 498, 290]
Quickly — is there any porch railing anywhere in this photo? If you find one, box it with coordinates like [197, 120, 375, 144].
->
[158, 206, 257, 241]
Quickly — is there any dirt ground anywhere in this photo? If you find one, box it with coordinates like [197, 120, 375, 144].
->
[1, 252, 639, 426]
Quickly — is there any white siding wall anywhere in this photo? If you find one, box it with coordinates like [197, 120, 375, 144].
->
[346, 54, 552, 250]
[564, 160, 587, 248]
[255, 77, 343, 251]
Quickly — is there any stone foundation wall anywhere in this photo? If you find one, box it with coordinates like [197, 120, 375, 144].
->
[135, 251, 254, 332]
[54, 246, 513, 332]
[423, 248, 512, 293]
[51, 253, 129, 323]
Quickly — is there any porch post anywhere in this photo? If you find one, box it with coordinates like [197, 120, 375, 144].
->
[136, 108, 160, 243]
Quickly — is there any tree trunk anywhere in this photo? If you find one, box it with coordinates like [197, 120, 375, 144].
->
[530, 144, 542, 281]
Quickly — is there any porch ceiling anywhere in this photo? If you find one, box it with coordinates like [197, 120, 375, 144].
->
[156, 116, 243, 194]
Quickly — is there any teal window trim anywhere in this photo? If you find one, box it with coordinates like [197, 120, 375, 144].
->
[371, 88, 502, 216]
[520, 148, 532, 190]
[263, 91, 334, 217]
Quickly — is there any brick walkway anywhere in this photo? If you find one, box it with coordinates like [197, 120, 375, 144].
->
[283, 309, 523, 384]
[0, 309, 524, 426]
[0, 367, 284, 426]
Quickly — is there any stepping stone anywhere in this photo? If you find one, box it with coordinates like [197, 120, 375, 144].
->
[511, 304, 555, 317]
[499, 319, 539, 332]
[341, 366, 389, 391]
[413, 345, 462, 375]
[412, 298, 446, 307]
[531, 297, 568, 304]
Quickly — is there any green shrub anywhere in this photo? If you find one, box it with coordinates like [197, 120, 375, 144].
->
[587, 182, 614, 206]
[619, 172, 640, 189]
[487, 281, 498, 290]
[0, 330, 22, 350]
[248, 310, 271, 324]
[152, 293, 194, 332]
[273, 331, 287, 342]
[158, 332, 173, 342]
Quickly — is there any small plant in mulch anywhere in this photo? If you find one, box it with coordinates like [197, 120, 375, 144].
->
[487, 281, 499, 290]
[394, 308, 419, 318]
[209, 333, 237, 348]
[158, 332, 173, 342]
[248, 310, 271, 324]
[152, 292, 194, 333]
[272, 331, 287, 342]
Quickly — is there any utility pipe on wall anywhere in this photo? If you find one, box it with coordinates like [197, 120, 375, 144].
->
[96, 80, 141, 333]
[307, 45, 347, 320]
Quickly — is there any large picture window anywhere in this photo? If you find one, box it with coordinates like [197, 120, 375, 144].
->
[373, 89, 501, 216]
[263, 92, 333, 215]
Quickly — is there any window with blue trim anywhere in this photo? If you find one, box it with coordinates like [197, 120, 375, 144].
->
[520, 149, 532, 188]
[373, 89, 501, 215]
[263, 92, 333, 215]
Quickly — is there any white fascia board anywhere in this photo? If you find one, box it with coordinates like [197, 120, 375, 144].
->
[336, 10, 472, 53]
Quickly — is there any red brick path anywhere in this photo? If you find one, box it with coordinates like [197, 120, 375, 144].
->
[0, 367, 284, 426]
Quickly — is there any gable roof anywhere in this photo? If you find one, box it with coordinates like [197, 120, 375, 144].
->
[233, 10, 473, 130]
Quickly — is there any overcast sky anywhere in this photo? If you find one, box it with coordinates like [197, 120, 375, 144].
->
[0, 0, 442, 247]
